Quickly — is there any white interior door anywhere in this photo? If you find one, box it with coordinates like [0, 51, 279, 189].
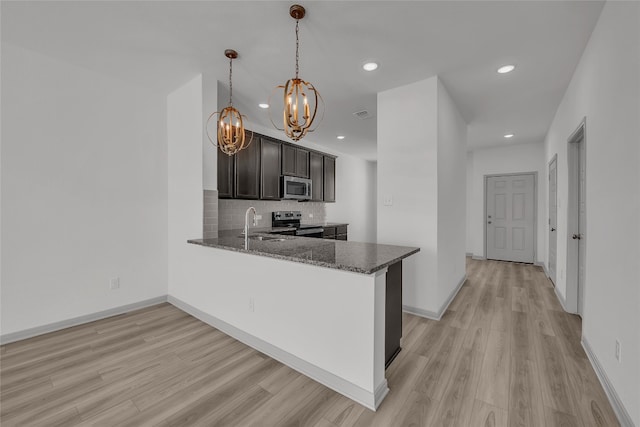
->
[577, 134, 586, 314]
[567, 121, 586, 315]
[486, 174, 535, 263]
[548, 156, 558, 284]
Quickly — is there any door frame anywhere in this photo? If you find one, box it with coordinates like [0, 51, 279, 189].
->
[566, 118, 587, 315]
[548, 154, 558, 285]
[483, 171, 538, 262]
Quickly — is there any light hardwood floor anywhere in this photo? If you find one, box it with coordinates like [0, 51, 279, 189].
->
[0, 259, 619, 426]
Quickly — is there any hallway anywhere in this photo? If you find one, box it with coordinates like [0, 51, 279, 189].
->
[356, 258, 619, 426]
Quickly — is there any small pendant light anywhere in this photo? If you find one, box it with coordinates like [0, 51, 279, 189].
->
[207, 49, 253, 156]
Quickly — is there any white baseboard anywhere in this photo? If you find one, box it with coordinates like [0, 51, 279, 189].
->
[553, 284, 574, 313]
[471, 255, 486, 260]
[465, 252, 473, 257]
[403, 274, 467, 321]
[167, 295, 386, 411]
[534, 261, 549, 277]
[582, 337, 635, 427]
[0, 296, 168, 345]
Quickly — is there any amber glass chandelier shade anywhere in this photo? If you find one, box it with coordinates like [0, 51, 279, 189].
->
[206, 49, 252, 156]
[270, 5, 323, 142]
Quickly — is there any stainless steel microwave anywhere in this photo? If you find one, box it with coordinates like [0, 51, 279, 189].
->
[281, 176, 312, 200]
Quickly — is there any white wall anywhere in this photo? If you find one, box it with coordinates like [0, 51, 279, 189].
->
[167, 75, 205, 297]
[378, 76, 467, 317]
[466, 151, 474, 254]
[544, 2, 639, 424]
[437, 80, 468, 302]
[1, 43, 168, 336]
[467, 143, 547, 263]
[325, 156, 377, 243]
[201, 73, 218, 191]
[378, 77, 439, 314]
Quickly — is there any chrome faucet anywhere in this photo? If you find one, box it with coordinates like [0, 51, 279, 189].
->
[244, 207, 257, 249]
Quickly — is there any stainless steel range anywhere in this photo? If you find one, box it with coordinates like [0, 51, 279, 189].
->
[272, 211, 324, 238]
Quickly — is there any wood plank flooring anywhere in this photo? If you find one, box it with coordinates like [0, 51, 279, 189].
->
[0, 259, 619, 426]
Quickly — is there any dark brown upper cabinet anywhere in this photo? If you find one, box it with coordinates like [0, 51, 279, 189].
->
[295, 148, 309, 178]
[323, 156, 336, 203]
[282, 144, 309, 178]
[234, 135, 261, 199]
[217, 149, 235, 199]
[218, 130, 336, 202]
[309, 152, 324, 202]
[260, 137, 281, 200]
[282, 144, 297, 176]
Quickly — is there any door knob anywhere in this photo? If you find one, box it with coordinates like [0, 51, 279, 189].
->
[551, 228, 556, 231]
[572, 233, 581, 240]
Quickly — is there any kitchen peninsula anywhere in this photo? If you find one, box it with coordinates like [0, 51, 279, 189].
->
[180, 233, 419, 410]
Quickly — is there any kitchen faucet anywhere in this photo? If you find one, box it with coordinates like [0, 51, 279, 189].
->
[244, 207, 257, 249]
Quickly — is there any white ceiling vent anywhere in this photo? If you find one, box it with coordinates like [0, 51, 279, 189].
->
[353, 109, 374, 120]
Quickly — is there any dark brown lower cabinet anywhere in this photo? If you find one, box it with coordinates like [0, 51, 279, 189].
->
[385, 261, 403, 368]
[322, 225, 347, 241]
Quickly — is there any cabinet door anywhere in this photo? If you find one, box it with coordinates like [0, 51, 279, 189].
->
[282, 144, 296, 176]
[235, 136, 260, 199]
[309, 152, 324, 201]
[323, 156, 336, 202]
[261, 138, 281, 200]
[295, 149, 309, 178]
[322, 226, 336, 239]
[217, 150, 235, 198]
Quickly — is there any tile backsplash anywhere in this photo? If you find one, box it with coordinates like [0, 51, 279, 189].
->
[203, 190, 218, 239]
[217, 198, 326, 230]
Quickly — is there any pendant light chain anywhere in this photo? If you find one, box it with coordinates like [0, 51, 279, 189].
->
[228, 55, 233, 106]
[295, 19, 300, 79]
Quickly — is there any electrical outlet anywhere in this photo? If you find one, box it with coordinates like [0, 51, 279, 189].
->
[383, 195, 393, 206]
[110, 277, 120, 290]
[255, 214, 262, 221]
[249, 297, 255, 313]
[615, 340, 621, 362]
[309, 213, 313, 219]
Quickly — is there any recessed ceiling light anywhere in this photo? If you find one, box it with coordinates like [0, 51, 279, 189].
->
[258, 103, 269, 109]
[497, 65, 516, 74]
[336, 135, 345, 140]
[362, 62, 378, 72]
[504, 133, 514, 139]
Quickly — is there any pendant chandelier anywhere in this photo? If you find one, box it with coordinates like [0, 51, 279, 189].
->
[270, 4, 323, 142]
[207, 49, 252, 156]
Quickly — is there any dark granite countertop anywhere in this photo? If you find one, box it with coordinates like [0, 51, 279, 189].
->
[305, 222, 349, 228]
[188, 232, 419, 275]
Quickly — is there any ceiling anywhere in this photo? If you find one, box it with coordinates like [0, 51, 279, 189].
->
[1, 1, 604, 161]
